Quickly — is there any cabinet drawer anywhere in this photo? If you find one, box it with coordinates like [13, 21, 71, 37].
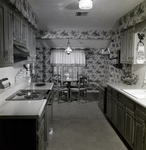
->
[126, 98, 135, 111]
[118, 93, 126, 105]
[135, 104, 146, 120]
[112, 88, 118, 98]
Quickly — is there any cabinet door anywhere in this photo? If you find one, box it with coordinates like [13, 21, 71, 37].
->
[111, 97, 117, 125]
[125, 108, 134, 148]
[0, 1, 13, 67]
[120, 28, 134, 64]
[37, 119, 45, 150]
[99, 88, 104, 112]
[4, 6, 13, 65]
[134, 116, 145, 150]
[120, 32, 127, 62]
[21, 20, 27, 45]
[0, 2, 5, 66]
[127, 28, 134, 62]
[117, 101, 125, 135]
[13, 13, 21, 42]
[106, 93, 111, 119]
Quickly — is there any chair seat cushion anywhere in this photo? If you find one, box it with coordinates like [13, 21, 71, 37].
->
[70, 88, 86, 92]
[59, 87, 68, 91]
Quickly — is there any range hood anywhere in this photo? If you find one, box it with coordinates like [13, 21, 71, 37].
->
[13, 44, 30, 63]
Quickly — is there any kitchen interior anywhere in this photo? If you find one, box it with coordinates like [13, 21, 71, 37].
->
[0, 0, 146, 150]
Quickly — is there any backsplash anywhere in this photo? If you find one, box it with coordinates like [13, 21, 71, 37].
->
[0, 66, 23, 86]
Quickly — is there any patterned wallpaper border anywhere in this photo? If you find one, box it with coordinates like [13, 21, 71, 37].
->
[7, 0, 38, 29]
[118, 0, 146, 30]
[36, 30, 114, 40]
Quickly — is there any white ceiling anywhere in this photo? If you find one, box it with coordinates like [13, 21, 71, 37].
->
[28, 0, 144, 49]
[29, 0, 144, 31]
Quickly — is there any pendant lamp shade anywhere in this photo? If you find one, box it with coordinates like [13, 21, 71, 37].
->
[79, 0, 93, 10]
[65, 39, 72, 55]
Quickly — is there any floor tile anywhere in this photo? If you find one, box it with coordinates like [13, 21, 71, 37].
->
[46, 94, 128, 150]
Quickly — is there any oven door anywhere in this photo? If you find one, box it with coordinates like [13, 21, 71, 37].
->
[44, 90, 54, 143]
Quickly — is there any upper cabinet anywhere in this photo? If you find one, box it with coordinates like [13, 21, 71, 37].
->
[0, 1, 13, 67]
[0, 1, 37, 68]
[120, 27, 135, 64]
[120, 21, 146, 65]
[13, 13, 28, 46]
[27, 26, 36, 57]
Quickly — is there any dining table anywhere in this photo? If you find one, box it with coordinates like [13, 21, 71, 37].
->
[59, 77, 79, 99]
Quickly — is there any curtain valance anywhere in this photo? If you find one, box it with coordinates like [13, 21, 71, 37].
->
[50, 50, 86, 66]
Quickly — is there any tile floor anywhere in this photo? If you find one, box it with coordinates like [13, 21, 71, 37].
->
[46, 93, 129, 150]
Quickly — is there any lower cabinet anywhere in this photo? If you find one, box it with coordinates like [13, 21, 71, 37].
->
[125, 108, 134, 148]
[106, 86, 111, 119]
[117, 101, 125, 136]
[0, 113, 46, 150]
[98, 86, 107, 113]
[134, 104, 146, 150]
[134, 116, 145, 150]
[106, 92, 111, 119]
[106, 85, 146, 150]
[111, 95, 117, 126]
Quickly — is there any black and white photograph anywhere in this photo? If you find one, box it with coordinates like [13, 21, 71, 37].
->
[0, 0, 146, 150]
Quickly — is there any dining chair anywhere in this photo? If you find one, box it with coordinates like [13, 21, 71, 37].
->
[70, 74, 84, 88]
[70, 76, 88, 103]
[51, 74, 69, 103]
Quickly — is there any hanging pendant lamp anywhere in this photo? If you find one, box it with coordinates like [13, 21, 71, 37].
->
[65, 39, 72, 55]
[79, 0, 93, 10]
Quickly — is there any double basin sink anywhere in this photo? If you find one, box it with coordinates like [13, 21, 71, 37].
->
[121, 89, 146, 99]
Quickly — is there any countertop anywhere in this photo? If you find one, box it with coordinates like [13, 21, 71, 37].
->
[107, 82, 146, 108]
[0, 82, 54, 118]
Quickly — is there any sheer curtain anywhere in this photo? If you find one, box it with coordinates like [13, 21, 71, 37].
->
[50, 50, 86, 66]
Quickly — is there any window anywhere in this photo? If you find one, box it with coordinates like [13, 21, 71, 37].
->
[50, 50, 86, 78]
[50, 50, 86, 66]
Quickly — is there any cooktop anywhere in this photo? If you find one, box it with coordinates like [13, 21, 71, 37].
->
[6, 89, 47, 101]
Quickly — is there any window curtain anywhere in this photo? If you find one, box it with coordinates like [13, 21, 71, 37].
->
[50, 50, 86, 66]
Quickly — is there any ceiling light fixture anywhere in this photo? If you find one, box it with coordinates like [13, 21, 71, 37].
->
[79, 0, 93, 10]
[65, 38, 72, 55]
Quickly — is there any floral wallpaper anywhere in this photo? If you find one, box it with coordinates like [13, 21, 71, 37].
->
[35, 0, 146, 89]
[84, 49, 106, 90]
[35, 47, 52, 82]
[36, 30, 114, 40]
[7, 0, 38, 29]
[105, 0, 146, 85]
[118, 0, 146, 31]
[35, 46, 106, 90]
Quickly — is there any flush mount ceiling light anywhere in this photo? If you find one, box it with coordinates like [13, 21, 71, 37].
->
[79, 0, 93, 10]
[65, 39, 72, 55]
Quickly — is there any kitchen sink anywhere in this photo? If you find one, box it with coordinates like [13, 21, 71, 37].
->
[121, 89, 146, 99]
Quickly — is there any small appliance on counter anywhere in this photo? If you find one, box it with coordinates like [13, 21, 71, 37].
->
[23, 63, 35, 83]
[0, 78, 11, 89]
